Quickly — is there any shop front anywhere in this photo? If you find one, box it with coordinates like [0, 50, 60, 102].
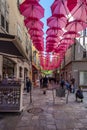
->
[3, 57, 16, 79]
[0, 33, 29, 112]
[32, 63, 39, 87]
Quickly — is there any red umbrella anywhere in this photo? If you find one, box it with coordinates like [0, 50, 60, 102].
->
[47, 14, 67, 28]
[24, 17, 44, 29]
[63, 31, 80, 38]
[20, 1, 44, 19]
[65, 20, 87, 32]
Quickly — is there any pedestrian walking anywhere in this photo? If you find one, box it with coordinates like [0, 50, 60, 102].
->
[42, 75, 48, 95]
[71, 78, 76, 93]
[26, 77, 32, 93]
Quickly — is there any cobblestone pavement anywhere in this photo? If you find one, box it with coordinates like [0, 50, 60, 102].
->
[0, 84, 87, 130]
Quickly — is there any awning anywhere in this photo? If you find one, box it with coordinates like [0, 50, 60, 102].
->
[0, 33, 28, 60]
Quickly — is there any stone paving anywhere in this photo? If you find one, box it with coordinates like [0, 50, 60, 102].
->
[0, 85, 87, 130]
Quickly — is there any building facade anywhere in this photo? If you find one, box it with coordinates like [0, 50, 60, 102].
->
[0, 0, 32, 88]
[32, 46, 40, 87]
[61, 29, 87, 88]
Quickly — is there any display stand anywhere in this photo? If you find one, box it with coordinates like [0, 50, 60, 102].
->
[0, 83, 23, 112]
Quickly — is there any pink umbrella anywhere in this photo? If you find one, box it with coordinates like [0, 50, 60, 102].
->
[60, 38, 74, 44]
[63, 31, 80, 38]
[32, 36, 44, 41]
[67, 0, 77, 12]
[47, 14, 67, 28]
[24, 17, 44, 29]
[34, 45, 44, 51]
[67, 0, 87, 22]
[65, 20, 87, 32]
[29, 28, 44, 36]
[46, 27, 63, 36]
[20, 1, 44, 19]
[46, 39, 58, 44]
[51, 0, 69, 17]
[46, 35, 60, 43]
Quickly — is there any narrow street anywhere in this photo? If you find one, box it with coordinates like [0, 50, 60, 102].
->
[0, 84, 87, 130]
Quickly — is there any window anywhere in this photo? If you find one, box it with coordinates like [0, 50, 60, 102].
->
[1, 0, 5, 16]
[1, 14, 5, 28]
[6, 21, 9, 32]
[83, 51, 86, 58]
[25, 34, 29, 54]
[85, 28, 87, 36]
[78, 45, 80, 53]
[17, 0, 22, 9]
[19, 67, 22, 77]
[0, 0, 9, 32]
[83, 28, 87, 36]
[79, 71, 87, 86]
[6, 2, 9, 20]
[17, 24, 22, 41]
[33, 51, 37, 64]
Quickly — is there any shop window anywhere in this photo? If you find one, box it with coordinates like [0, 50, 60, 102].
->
[19, 67, 22, 78]
[3, 57, 15, 78]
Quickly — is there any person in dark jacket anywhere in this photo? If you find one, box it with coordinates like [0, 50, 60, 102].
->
[42, 76, 48, 94]
[76, 86, 84, 102]
[26, 77, 32, 93]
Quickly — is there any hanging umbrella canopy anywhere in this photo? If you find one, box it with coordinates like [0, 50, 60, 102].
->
[67, 0, 78, 12]
[67, 0, 87, 22]
[51, 0, 69, 17]
[47, 14, 67, 28]
[24, 17, 44, 29]
[32, 36, 44, 41]
[46, 35, 60, 43]
[20, 0, 44, 19]
[63, 31, 80, 38]
[46, 39, 58, 44]
[60, 38, 74, 45]
[29, 28, 44, 36]
[65, 20, 87, 32]
[46, 27, 63, 36]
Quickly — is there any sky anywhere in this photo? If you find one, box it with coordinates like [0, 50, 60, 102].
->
[39, 0, 54, 42]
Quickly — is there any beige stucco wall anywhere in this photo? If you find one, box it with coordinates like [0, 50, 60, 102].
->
[7, 0, 28, 50]
[0, 0, 32, 86]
